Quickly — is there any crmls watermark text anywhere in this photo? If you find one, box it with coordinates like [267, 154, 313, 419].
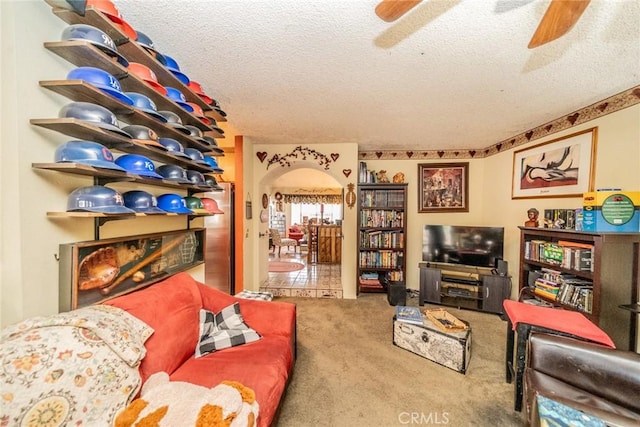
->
[398, 412, 450, 425]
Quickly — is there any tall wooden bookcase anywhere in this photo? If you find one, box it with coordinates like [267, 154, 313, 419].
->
[518, 226, 640, 350]
[357, 183, 407, 293]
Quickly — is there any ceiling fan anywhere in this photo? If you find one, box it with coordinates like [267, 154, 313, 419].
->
[374, 0, 591, 48]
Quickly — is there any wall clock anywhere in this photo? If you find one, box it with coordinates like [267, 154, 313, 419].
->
[262, 193, 269, 209]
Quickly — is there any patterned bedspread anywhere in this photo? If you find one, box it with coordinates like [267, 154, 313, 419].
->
[1, 305, 153, 426]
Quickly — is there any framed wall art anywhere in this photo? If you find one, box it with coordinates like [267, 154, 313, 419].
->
[59, 229, 205, 311]
[512, 127, 597, 199]
[418, 162, 469, 213]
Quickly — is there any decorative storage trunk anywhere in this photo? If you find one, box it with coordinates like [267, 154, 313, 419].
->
[393, 316, 472, 374]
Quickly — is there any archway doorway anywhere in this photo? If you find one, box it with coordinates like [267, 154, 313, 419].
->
[261, 167, 343, 298]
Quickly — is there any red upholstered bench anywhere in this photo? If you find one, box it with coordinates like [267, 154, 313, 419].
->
[503, 299, 615, 412]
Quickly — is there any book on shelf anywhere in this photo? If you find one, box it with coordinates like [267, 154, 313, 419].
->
[395, 306, 423, 325]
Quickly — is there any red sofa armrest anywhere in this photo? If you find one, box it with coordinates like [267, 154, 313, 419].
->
[196, 282, 296, 338]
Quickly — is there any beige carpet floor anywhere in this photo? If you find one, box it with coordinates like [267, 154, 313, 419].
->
[275, 292, 524, 426]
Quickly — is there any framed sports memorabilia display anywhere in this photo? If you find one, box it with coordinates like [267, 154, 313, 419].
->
[59, 229, 205, 310]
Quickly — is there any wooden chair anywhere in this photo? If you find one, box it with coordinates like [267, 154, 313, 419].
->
[269, 228, 297, 256]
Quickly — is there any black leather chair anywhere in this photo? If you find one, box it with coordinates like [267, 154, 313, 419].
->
[524, 333, 640, 426]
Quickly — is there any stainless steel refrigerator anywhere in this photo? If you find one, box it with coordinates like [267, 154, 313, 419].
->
[204, 182, 235, 294]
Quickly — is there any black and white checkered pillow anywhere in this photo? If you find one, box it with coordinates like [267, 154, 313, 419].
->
[195, 303, 262, 358]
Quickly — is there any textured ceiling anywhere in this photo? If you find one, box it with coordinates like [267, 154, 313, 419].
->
[114, 0, 640, 152]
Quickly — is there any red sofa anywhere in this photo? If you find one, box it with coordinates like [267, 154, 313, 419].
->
[105, 272, 296, 427]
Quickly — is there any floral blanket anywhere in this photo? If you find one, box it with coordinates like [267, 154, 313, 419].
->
[1, 305, 153, 426]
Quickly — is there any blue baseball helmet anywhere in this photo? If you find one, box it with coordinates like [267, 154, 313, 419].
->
[162, 54, 190, 85]
[158, 138, 189, 158]
[157, 193, 193, 214]
[61, 24, 128, 67]
[122, 190, 166, 214]
[59, 102, 131, 138]
[204, 156, 224, 173]
[156, 164, 190, 183]
[55, 140, 125, 172]
[67, 66, 133, 105]
[67, 185, 134, 214]
[115, 154, 163, 179]
[165, 87, 194, 112]
[124, 92, 167, 123]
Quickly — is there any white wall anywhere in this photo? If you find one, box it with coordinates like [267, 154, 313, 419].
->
[363, 104, 640, 298]
[1, 1, 204, 328]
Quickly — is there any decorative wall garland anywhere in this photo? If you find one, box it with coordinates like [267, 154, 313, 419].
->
[358, 86, 640, 160]
[258, 146, 339, 170]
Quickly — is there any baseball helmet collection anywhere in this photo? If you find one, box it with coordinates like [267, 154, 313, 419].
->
[125, 92, 167, 123]
[49, 13, 227, 219]
[185, 170, 208, 187]
[204, 176, 224, 191]
[122, 190, 166, 214]
[156, 164, 190, 183]
[184, 125, 209, 145]
[59, 101, 131, 138]
[163, 55, 190, 85]
[185, 102, 211, 126]
[165, 87, 194, 113]
[184, 196, 210, 215]
[67, 185, 134, 214]
[184, 148, 208, 165]
[201, 197, 225, 214]
[158, 110, 191, 134]
[85, 0, 137, 39]
[121, 125, 166, 150]
[115, 154, 163, 179]
[157, 193, 193, 214]
[55, 140, 125, 172]
[134, 30, 168, 65]
[158, 138, 190, 158]
[61, 24, 128, 67]
[127, 62, 167, 95]
[202, 136, 224, 154]
[204, 156, 224, 173]
[67, 66, 133, 105]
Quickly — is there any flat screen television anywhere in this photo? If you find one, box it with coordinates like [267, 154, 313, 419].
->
[422, 225, 504, 268]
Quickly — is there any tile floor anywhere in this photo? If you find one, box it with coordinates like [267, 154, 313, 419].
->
[260, 248, 343, 298]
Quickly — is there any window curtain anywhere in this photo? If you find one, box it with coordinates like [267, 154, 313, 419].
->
[283, 194, 342, 204]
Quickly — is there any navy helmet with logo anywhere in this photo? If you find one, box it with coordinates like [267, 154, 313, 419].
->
[55, 140, 125, 172]
[67, 185, 134, 214]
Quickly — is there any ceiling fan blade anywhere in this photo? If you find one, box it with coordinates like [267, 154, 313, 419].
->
[375, 0, 422, 22]
[528, 0, 591, 48]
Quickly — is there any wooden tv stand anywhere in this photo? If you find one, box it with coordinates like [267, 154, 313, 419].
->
[419, 262, 511, 315]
